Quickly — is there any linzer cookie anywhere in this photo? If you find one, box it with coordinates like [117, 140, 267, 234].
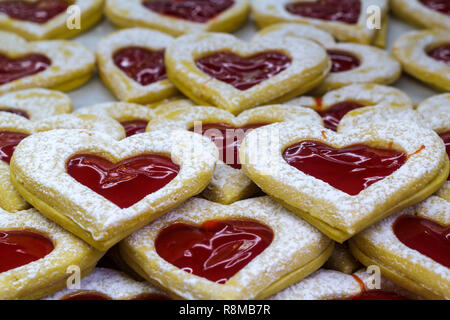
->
[391, 0, 450, 30]
[0, 207, 102, 300]
[147, 104, 322, 204]
[0, 112, 124, 212]
[10, 129, 218, 251]
[119, 197, 333, 300]
[0, 0, 104, 40]
[0, 31, 95, 95]
[96, 28, 178, 104]
[240, 121, 449, 242]
[165, 32, 330, 114]
[350, 196, 450, 300]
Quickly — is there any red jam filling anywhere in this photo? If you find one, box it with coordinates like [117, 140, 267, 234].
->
[0, 53, 51, 85]
[0, 0, 69, 24]
[195, 51, 292, 91]
[427, 44, 450, 65]
[0, 131, 29, 164]
[283, 141, 407, 196]
[419, 0, 450, 15]
[393, 215, 450, 268]
[351, 291, 409, 300]
[120, 120, 149, 137]
[439, 131, 450, 180]
[190, 123, 266, 169]
[327, 50, 360, 73]
[66, 154, 180, 209]
[0, 230, 54, 273]
[62, 291, 112, 300]
[155, 219, 274, 283]
[113, 47, 167, 86]
[285, 0, 361, 24]
[142, 0, 234, 23]
[319, 101, 365, 131]
[0, 108, 29, 119]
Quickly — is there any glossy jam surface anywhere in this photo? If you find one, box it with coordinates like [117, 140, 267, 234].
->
[0, 131, 29, 164]
[0, 0, 69, 24]
[66, 154, 180, 209]
[351, 291, 408, 300]
[420, 0, 450, 15]
[319, 101, 364, 131]
[142, 0, 234, 23]
[190, 123, 266, 169]
[393, 215, 450, 268]
[327, 50, 360, 73]
[62, 291, 112, 300]
[120, 120, 149, 137]
[439, 131, 450, 180]
[427, 44, 450, 65]
[285, 0, 361, 24]
[155, 219, 274, 283]
[0, 53, 51, 85]
[113, 47, 167, 86]
[195, 51, 291, 91]
[283, 141, 407, 196]
[0, 230, 54, 273]
[0, 108, 29, 119]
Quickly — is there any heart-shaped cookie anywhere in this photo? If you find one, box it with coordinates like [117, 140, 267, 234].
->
[270, 269, 415, 300]
[393, 29, 450, 92]
[0, 112, 125, 212]
[254, 24, 401, 94]
[165, 32, 330, 115]
[349, 196, 450, 300]
[0, 31, 95, 95]
[44, 268, 170, 300]
[148, 104, 322, 204]
[75, 102, 157, 137]
[118, 196, 333, 300]
[0, 207, 102, 300]
[251, 0, 389, 46]
[240, 121, 449, 242]
[97, 28, 179, 104]
[287, 83, 413, 131]
[0, 0, 104, 40]
[391, 0, 450, 30]
[105, 0, 250, 37]
[10, 129, 217, 251]
[0, 88, 72, 121]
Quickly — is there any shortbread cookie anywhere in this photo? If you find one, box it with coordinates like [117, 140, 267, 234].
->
[97, 28, 178, 104]
[148, 104, 322, 204]
[393, 29, 450, 92]
[350, 196, 450, 300]
[10, 129, 218, 250]
[105, 0, 250, 37]
[391, 0, 450, 30]
[324, 243, 361, 274]
[240, 121, 449, 242]
[0, 207, 102, 300]
[0, 31, 95, 94]
[119, 197, 333, 300]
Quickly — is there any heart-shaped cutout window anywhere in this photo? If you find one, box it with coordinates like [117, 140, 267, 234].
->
[120, 120, 148, 137]
[113, 47, 167, 86]
[195, 51, 292, 90]
[0, 53, 51, 85]
[283, 140, 407, 196]
[66, 154, 180, 209]
[142, 0, 235, 23]
[0, 131, 29, 164]
[427, 44, 450, 65]
[190, 122, 267, 169]
[0, 0, 69, 24]
[419, 0, 450, 15]
[285, 0, 361, 24]
[318, 101, 365, 131]
[155, 219, 274, 283]
[327, 50, 360, 73]
[393, 215, 450, 268]
[0, 108, 30, 119]
[0, 230, 54, 273]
